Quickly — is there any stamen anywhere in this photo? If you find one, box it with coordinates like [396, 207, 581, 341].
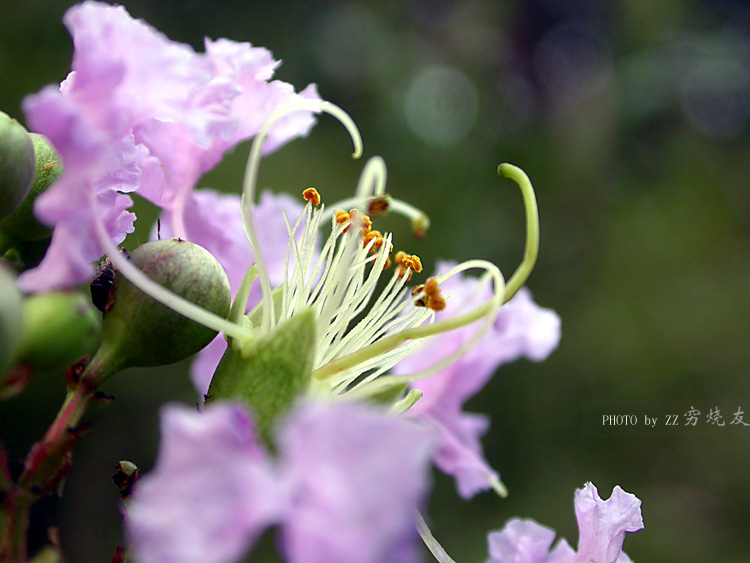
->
[497, 163, 539, 303]
[241, 100, 363, 332]
[390, 389, 423, 415]
[363, 230, 384, 251]
[356, 155, 387, 200]
[349, 209, 372, 235]
[412, 278, 446, 312]
[313, 259, 504, 383]
[334, 209, 350, 230]
[302, 187, 321, 206]
[320, 156, 430, 238]
[395, 251, 422, 280]
[389, 199, 430, 238]
[229, 265, 259, 326]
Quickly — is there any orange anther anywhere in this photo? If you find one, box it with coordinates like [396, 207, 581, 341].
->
[335, 209, 350, 229]
[302, 187, 321, 206]
[424, 277, 440, 297]
[363, 230, 384, 250]
[412, 278, 446, 311]
[395, 252, 422, 274]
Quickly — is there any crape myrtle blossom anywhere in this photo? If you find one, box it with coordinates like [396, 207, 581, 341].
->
[127, 400, 435, 563]
[107, 99, 562, 562]
[19, 1, 319, 292]
[485, 483, 643, 563]
[393, 268, 561, 498]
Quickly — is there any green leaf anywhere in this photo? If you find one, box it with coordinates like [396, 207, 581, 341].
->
[206, 309, 316, 442]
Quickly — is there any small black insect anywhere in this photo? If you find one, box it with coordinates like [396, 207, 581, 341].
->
[90, 250, 130, 312]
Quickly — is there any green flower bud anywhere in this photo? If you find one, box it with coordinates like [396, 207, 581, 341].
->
[0, 111, 35, 220]
[16, 291, 100, 371]
[98, 239, 231, 373]
[0, 134, 62, 241]
[206, 308, 316, 442]
[0, 261, 23, 375]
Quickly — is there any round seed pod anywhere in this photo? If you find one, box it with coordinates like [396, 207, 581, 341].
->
[0, 112, 36, 220]
[16, 291, 101, 371]
[100, 239, 231, 371]
[0, 133, 63, 241]
[0, 261, 23, 375]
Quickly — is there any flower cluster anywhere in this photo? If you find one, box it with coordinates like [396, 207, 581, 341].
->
[0, 3, 645, 563]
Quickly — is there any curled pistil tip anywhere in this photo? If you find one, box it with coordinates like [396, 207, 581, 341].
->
[412, 214, 430, 239]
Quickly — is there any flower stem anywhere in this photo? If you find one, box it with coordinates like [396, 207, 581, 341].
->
[0, 350, 116, 561]
[241, 100, 362, 332]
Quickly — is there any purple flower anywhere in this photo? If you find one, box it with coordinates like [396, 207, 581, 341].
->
[487, 519, 574, 563]
[20, 1, 319, 292]
[278, 402, 434, 563]
[127, 401, 435, 563]
[126, 404, 283, 563]
[393, 261, 561, 498]
[486, 483, 643, 563]
[574, 483, 644, 563]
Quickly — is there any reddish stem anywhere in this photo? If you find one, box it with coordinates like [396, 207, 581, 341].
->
[0, 347, 115, 562]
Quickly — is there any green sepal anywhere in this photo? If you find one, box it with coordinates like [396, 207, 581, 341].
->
[206, 308, 316, 442]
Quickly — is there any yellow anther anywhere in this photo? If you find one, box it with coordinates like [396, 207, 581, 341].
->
[411, 278, 446, 311]
[395, 251, 422, 280]
[302, 187, 321, 206]
[395, 252, 422, 273]
[423, 277, 446, 311]
[335, 209, 350, 228]
[363, 230, 384, 250]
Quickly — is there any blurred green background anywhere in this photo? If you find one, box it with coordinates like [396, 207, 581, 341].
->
[2, 0, 750, 561]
